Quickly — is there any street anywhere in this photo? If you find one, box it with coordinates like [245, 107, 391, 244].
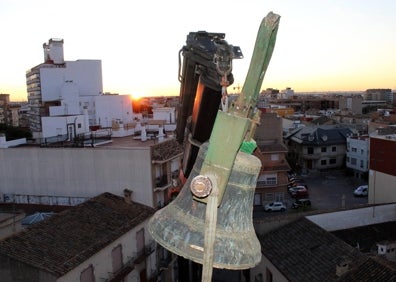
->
[254, 170, 368, 218]
[302, 170, 368, 210]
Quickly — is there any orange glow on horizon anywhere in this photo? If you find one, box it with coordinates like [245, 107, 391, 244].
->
[130, 93, 144, 101]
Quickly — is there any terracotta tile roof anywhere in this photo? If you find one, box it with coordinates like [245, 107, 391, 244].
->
[0, 193, 155, 277]
[259, 217, 364, 281]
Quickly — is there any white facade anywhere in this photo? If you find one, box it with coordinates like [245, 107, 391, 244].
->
[0, 138, 183, 210]
[153, 107, 176, 124]
[93, 94, 134, 127]
[0, 146, 155, 207]
[41, 115, 88, 139]
[279, 87, 294, 99]
[27, 38, 140, 141]
[346, 135, 369, 176]
[39, 65, 136, 139]
[43, 38, 64, 64]
[39, 60, 102, 102]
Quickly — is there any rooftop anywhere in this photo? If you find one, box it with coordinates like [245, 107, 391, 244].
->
[259, 217, 364, 281]
[286, 125, 355, 145]
[259, 217, 396, 281]
[0, 192, 155, 277]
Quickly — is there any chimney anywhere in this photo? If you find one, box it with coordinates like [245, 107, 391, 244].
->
[123, 189, 133, 204]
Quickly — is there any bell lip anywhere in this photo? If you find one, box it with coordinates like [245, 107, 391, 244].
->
[151, 233, 262, 270]
[148, 217, 262, 270]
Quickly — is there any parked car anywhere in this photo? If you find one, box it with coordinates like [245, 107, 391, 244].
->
[291, 198, 311, 209]
[289, 186, 309, 198]
[264, 201, 286, 212]
[353, 185, 368, 197]
[288, 180, 308, 189]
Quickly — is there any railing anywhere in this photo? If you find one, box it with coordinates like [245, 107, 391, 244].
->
[145, 240, 156, 255]
[105, 241, 156, 282]
[257, 180, 277, 187]
[105, 255, 135, 282]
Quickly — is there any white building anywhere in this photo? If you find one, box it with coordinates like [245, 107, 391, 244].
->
[26, 38, 135, 143]
[0, 137, 183, 209]
[279, 87, 294, 99]
[346, 134, 370, 179]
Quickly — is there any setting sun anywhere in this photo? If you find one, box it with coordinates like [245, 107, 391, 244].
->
[130, 93, 143, 101]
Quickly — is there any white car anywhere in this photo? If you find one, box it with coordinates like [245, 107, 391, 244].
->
[353, 185, 368, 197]
[264, 201, 286, 212]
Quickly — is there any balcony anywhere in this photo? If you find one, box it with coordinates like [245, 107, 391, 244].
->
[105, 256, 135, 282]
[154, 175, 171, 191]
[105, 241, 156, 282]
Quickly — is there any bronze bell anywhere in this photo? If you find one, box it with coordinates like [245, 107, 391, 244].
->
[148, 142, 262, 270]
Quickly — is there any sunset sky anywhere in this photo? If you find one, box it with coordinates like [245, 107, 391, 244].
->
[1, 0, 395, 101]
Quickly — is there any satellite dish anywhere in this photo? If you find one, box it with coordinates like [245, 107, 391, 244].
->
[321, 135, 328, 141]
[308, 135, 314, 141]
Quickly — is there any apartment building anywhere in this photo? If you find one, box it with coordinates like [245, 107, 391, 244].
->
[254, 113, 290, 205]
[338, 95, 363, 114]
[25, 38, 135, 144]
[285, 125, 355, 172]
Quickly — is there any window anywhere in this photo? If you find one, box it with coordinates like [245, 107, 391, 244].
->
[332, 146, 336, 152]
[270, 154, 279, 161]
[361, 149, 364, 154]
[329, 158, 336, 165]
[351, 158, 357, 165]
[136, 228, 145, 255]
[266, 177, 277, 185]
[111, 245, 123, 273]
[307, 147, 314, 154]
[321, 159, 327, 165]
[80, 265, 94, 282]
[257, 174, 277, 185]
[360, 160, 364, 168]
[351, 147, 357, 153]
[266, 268, 273, 282]
[321, 147, 327, 152]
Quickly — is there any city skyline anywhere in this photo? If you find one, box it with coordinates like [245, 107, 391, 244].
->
[1, 0, 395, 101]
